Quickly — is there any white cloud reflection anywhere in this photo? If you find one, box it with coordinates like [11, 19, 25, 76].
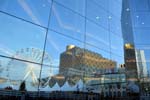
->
[17, 0, 41, 25]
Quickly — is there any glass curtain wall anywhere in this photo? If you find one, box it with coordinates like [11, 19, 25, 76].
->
[127, 0, 150, 94]
[129, 0, 150, 78]
[0, 0, 124, 94]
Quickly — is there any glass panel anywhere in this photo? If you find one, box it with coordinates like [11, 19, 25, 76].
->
[44, 30, 84, 87]
[109, 16, 122, 37]
[0, 0, 52, 27]
[43, 30, 84, 66]
[85, 44, 110, 60]
[134, 29, 150, 44]
[110, 33, 124, 57]
[132, 12, 150, 27]
[0, 13, 46, 63]
[135, 48, 150, 78]
[40, 65, 59, 89]
[54, 0, 85, 16]
[109, 1, 122, 18]
[135, 45, 149, 78]
[130, 0, 149, 11]
[111, 54, 124, 69]
[86, 0, 109, 30]
[85, 44, 113, 75]
[0, 57, 41, 91]
[116, 0, 122, 4]
[91, 0, 109, 11]
[81, 44, 114, 90]
[49, 2, 85, 41]
[86, 20, 110, 51]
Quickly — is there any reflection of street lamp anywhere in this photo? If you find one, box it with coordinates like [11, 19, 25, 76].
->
[146, 88, 148, 91]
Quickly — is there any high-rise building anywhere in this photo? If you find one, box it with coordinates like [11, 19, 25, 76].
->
[124, 43, 138, 81]
[122, 0, 150, 82]
[121, 0, 138, 82]
[135, 50, 148, 78]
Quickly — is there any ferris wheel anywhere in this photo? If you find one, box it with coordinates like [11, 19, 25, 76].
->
[4, 47, 53, 88]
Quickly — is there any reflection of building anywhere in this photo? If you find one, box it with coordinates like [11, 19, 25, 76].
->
[135, 50, 148, 78]
[59, 45, 116, 76]
[121, 0, 138, 82]
[124, 43, 138, 81]
[86, 73, 126, 97]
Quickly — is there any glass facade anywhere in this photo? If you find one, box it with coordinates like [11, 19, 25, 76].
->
[129, 0, 150, 78]
[126, 0, 150, 95]
[3, 0, 150, 98]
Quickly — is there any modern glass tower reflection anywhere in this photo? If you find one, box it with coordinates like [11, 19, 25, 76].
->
[135, 50, 148, 78]
[121, 0, 138, 82]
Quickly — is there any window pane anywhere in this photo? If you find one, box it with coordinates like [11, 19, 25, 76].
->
[91, 0, 109, 11]
[109, 16, 122, 37]
[130, 0, 149, 11]
[54, 0, 85, 16]
[110, 33, 124, 57]
[40, 65, 59, 89]
[43, 30, 84, 86]
[86, 20, 110, 51]
[134, 29, 150, 44]
[43, 30, 84, 67]
[111, 54, 124, 68]
[0, 0, 51, 27]
[0, 13, 46, 63]
[49, 3, 85, 41]
[85, 44, 112, 72]
[132, 12, 150, 27]
[134, 47, 148, 77]
[109, 1, 122, 18]
[85, 44, 110, 60]
[0, 57, 41, 91]
[86, 0, 109, 29]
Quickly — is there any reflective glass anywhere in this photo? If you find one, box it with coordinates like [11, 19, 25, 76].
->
[111, 54, 124, 68]
[130, 0, 149, 11]
[43, 30, 85, 87]
[134, 29, 150, 44]
[0, 57, 41, 91]
[41, 65, 59, 78]
[86, 0, 109, 29]
[91, 0, 109, 11]
[49, 2, 85, 41]
[85, 44, 110, 60]
[43, 30, 84, 66]
[54, 0, 85, 16]
[110, 33, 124, 57]
[0, 0, 141, 96]
[86, 20, 110, 51]
[135, 45, 150, 63]
[0, 13, 46, 63]
[0, 0, 52, 27]
[40, 65, 59, 88]
[109, 1, 122, 18]
[109, 15, 122, 37]
[132, 12, 150, 27]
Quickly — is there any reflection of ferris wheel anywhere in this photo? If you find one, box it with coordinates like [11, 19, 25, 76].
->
[6, 47, 53, 86]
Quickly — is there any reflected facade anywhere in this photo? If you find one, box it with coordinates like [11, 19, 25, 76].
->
[0, 0, 126, 97]
[123, 0, 150, 95]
